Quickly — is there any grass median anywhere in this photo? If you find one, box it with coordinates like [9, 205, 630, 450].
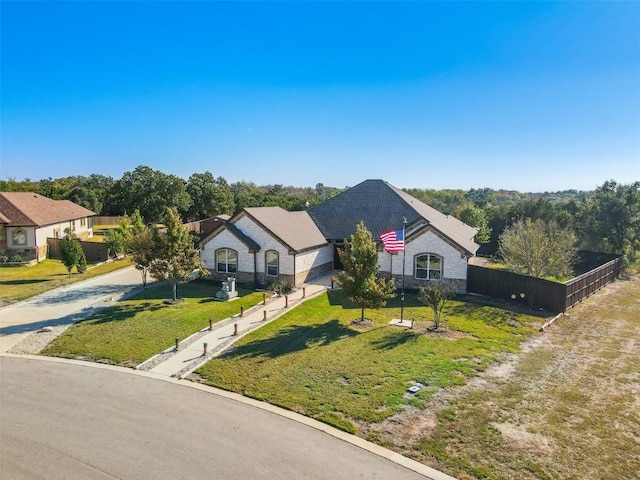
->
[41, 280, 267, 367]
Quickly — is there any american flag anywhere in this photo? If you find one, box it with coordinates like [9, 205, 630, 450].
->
[380, 228, 404, 253]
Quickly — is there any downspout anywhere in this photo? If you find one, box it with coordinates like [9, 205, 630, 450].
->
[293, 252, 297, 287]
[253, 251, 258, 288]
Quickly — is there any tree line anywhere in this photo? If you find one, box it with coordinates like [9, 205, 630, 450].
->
[1, 166, 638, 265]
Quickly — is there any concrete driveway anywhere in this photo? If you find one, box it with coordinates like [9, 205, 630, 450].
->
[1, 356, 439, 480]
[0, 266, 145, 353]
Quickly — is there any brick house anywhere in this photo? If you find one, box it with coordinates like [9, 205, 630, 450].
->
[200, 180, 479, 291]
[0, 192, 96, 261]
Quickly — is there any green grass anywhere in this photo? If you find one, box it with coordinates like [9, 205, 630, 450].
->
[194, 291, 542, 433]
[41, 281, 268, 367]
[0, 258, 134, 305]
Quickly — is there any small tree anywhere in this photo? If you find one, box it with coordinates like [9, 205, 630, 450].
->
[104, 215, 131, 259]
[148, 207, 207, 302]
[127, 209, 154, 286]
[59, 229, 87, 277]
[418, 281, 454, 331]
[498, 219, 577, 279]
[336, 221, 396, 322]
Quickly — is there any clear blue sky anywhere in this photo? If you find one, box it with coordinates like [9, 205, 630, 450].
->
[1, 1, 638, 191]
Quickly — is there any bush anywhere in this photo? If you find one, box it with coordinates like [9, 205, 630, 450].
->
[9, 254, 24, 263]
[0, 254, 8, 263]
[268, 280, 294, 295]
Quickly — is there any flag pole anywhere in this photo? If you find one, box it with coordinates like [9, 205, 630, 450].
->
[401, 217, 407, 322]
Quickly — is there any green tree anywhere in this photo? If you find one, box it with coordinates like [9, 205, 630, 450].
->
[104, 215, 131, 259]
[186, 172, 234, 220]
[106, 165, 192, 221]
[127, 210, 154, 287]
[578, 180, 640, 263]
[456, 203, 492, 244]
[64, 186, 101, 213]
[335, 221, 396, 322]
[59, 229, 87, 277]
[148, 207, 207, 302]
[418, 281, 455, 331]
[498, 219, 577, 279]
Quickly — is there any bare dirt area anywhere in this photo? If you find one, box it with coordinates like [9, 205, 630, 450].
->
[363, 276, 640, 480]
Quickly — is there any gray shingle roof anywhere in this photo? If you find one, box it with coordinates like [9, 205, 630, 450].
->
[308, 179, 478, 254]
[0, 192, 96, 227]
[243, 207, 328, 253]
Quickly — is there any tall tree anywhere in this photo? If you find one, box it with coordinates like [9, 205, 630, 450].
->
[148, 207, 207, 302]
[578, 180, 640, 263]
[106, 165, 192, 221]
[59, 229, 87, 277]
[456, 204, 492, 244]
[336, 222, 396, 322]
[64, 186, 101, 213]
[186, 172, 234, 220]
[498, 219, 577, 279]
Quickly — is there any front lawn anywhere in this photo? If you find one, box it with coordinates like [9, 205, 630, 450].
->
[0, 258, 134, 306]
[41, 281, 267, 367]
[194, 291, 542, 432]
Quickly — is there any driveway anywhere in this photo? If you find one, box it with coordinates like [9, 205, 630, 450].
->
[0, 266, 144, 353]
[1, 356, 433, 480]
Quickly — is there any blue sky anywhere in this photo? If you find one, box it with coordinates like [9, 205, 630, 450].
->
[1, 1, 638, 191]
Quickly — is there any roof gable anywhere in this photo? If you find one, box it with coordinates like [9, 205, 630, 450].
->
[0, 192, 96, 227]
[243, 207, 328, 253]
[308, 179, 478, 254]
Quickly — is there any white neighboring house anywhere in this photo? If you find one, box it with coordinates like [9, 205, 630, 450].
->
[200, 207, 333, 287]
[0, 192, 96, 262]
[199, 180, 480, 291]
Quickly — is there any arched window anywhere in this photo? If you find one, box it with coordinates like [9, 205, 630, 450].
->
[266, 250, 279, 277]
[415, 254, 442, 280]
[216, 248, 238, 274]
[12, 230, 27, 246]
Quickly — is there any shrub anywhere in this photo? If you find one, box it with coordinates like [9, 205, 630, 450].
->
[9, 254, 24, 263]
[0, 254, 8, 263]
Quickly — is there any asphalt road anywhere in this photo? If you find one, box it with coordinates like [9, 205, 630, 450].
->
[0, 357, 429, 480]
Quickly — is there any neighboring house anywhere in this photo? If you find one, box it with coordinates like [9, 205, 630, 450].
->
[0, 192, 96, 261]
[200, 179, 479, 291]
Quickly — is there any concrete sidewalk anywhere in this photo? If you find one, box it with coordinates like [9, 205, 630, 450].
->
[144, 281, 329, 378]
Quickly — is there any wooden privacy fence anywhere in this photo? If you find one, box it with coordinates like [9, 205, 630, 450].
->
[467, 252, 623, 313]
[47, 238, 109, 263]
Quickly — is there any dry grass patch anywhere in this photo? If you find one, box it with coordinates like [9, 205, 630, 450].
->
[387, 277, 640, 480]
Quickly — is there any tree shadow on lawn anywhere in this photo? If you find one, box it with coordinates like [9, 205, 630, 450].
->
[371, 329, 422, 350]
[221, 319, 359, 359]
[86, 302, 165, 325]
[0, 279, 48, 285]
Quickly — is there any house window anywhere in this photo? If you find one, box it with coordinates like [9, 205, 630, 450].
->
[80, 217, 86, 227]
[266, 250, 279, 277]
[216, 249, 238, 274]
[415, 254, 442, 280]
[12, 230, 27, 246]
